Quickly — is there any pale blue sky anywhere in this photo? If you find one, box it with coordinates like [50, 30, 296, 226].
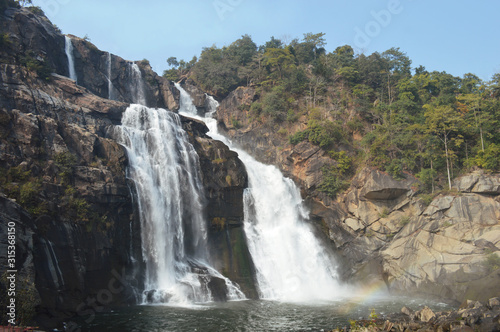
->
[31, 0, 499, 81]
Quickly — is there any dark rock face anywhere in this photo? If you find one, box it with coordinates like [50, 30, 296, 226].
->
[68, 36, 180, 110]
[0, 63, 141, 327]
[181, 116, 258, 299]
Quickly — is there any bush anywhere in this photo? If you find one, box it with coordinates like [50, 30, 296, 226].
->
[385, 159, 405, 180]
[250, 101, 263, 115]
[307, 120, 343, 149]
[416, 168, 438, 193]
[20, 53, 52, 81]
[318, 164, 349, 198]
[483, 253, 500, 271]
[55, 152, 77, 184]
[0, 33, 12, 48]
[27, 5, 44, 16]
[163, 68, 179, 82]
[289, 130, 308, 145]
[472, 143, 500, 171]
[262, 86, 287, 121]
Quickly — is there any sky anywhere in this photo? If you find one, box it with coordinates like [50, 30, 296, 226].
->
[31, 0, 500, 81]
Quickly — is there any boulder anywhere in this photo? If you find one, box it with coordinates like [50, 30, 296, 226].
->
[453, 170, 500, 195]
[356, 168, 418, 201]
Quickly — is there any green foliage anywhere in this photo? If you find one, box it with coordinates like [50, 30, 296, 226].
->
[289, 130, 308, 145]
[471, 143, 500, 171]
[55, 152, 77, 185]
[318, 166, 348, 198]
[262, 85, 287, 121]
[385, 159, 405, 180]
[163, 68, 179, 81]
[378, 208, 389, 219]
[20, 52, 52, 81]
[27, 5, 44, 16]
[419, 193, 436, 206]
[140, 58, 150, 67]
[231, 116, 242, 129]
[318, 151, 352, 198]
[416, 168, 438, 193]
[400, 216, 411, 226]
[286, 109, 299, 123]
[164, 33, 499, 187]
[483, 253, 500, 271]
[0, 33, 12, 48]
[193, 45, 240, 96]
[0, 272, 38, 326]
[19, 181, 40, 207]
[64, 186, 91, 223]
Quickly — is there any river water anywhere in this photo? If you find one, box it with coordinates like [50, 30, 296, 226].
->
[73, 297, 453, 331]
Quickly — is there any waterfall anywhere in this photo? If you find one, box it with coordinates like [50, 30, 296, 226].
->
[115, 104, 244, 304]
[106, 52, 116, 100]
[64, 36, 77, 82]
[129, 63, 147, 105]
[176, 84, 345, 303]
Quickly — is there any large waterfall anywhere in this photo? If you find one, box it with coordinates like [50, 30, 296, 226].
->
[115, 104, 244, 304]
[176, 83, 345, 302]
[64, 36, 77, 82]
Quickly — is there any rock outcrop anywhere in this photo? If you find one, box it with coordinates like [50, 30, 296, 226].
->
[329, 298, 500, 332]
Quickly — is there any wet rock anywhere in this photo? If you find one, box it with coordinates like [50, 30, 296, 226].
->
[415, 306, 436, 322]
[207, 277, 228, 302]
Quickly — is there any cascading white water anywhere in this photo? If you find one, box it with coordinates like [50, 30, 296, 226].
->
[176, 83, 345, 303]
[64, 36, 77, 82]
[129, 63, 147, 105]
[115, 104, 244, 305]
[106, 52, 116, 100]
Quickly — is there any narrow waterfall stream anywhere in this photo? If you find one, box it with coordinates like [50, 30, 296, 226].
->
[106, 52, 116, 100]
[64, 35, 77, 82]
[175, 83, 346, 302]
[115, 104, 244, 305]
[129, 63, 147, 105]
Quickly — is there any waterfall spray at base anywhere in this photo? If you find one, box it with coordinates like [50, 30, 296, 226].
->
[64, 36, 77, 82]
[176, 83, 346, 303]
[115, 104, 245, 305]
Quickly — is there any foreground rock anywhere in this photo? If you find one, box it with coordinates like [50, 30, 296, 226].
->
[329, 297, 500, 331]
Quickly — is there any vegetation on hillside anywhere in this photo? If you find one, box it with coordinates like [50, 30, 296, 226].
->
[166, 33, 500, 196]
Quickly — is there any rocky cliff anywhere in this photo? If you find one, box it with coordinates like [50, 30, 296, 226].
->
[0, 6, 254, 328]
[214, 85, 500, 305]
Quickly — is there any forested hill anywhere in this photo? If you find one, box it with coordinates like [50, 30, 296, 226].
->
[165, 33, 500, 198]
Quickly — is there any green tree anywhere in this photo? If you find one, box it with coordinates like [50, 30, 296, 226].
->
[167, 56, 179, 68]
[424, 104, 464, 189]
[227, 34, 257, 66]
[263, 47, 295, 80]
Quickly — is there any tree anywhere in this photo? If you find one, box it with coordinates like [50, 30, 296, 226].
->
[227, 34, 257, 66]
[263, 47, 295, 80]
[167, 56, 179, 68]
[424, 104, 464, 190]
[260, 36, 283, 52]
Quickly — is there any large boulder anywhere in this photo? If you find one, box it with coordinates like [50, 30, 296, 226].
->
[452, 170, 500, 195]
